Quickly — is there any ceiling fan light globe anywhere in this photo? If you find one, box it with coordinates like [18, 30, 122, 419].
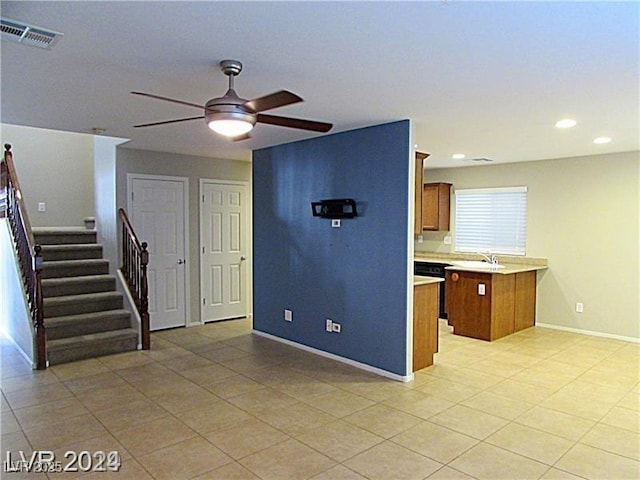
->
[208, 119, 254, 137]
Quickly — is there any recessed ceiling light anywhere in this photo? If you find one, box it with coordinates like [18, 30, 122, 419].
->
[452, 153, 466, 159]
[593, 136, 612, 144]
[555, 119, 577, 129]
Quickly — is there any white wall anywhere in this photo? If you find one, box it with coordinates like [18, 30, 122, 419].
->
[417, 151, 640, 341]
[94, 135, 129, 274]
[0, 123, 95, 227]
[0, 220, 35, 367]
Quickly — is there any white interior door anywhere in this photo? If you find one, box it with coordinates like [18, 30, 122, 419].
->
[130, 176, 188, 330]
[201, 181, 248, 322]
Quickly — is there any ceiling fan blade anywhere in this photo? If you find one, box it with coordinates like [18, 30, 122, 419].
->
[244, 90, 303, 113]
[131, 91, 204, 110]
[257, 114, 333, 132]
[134, 116, 204, 128]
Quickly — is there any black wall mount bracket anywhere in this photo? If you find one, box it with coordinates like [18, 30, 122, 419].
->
[311, 199, 358, 219]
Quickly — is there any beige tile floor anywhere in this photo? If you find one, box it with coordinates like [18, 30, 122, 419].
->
[1, 319, 639, 479]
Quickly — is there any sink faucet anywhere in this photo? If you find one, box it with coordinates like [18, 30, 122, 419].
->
[478, 252, 498, 265]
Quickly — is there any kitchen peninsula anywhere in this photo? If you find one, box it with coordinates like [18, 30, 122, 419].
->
[415, 253, 547, 342]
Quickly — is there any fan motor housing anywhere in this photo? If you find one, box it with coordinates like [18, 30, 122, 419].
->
[205, 93, 257, 125]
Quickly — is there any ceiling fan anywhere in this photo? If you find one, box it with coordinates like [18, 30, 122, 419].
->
[131, 59, 333, 139]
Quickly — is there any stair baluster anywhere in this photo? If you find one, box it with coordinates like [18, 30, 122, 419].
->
[2, 144, 47, 369]
[119, 208, 150, 349]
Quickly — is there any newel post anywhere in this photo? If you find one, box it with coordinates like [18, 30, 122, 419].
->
[33, 245, 47, 369]
[140, 241, 150, 350]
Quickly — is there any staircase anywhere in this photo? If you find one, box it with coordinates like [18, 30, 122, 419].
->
[34, 227, 138, 365]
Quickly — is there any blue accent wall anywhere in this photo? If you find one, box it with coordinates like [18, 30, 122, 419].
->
[252, 120, 411, 376]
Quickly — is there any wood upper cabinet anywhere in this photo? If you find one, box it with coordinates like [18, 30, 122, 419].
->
[414, 152, 429, 235]
[422, 182, 451, 231]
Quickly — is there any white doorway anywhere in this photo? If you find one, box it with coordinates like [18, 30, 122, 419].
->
[128, 174, 189, 330]
[200, 180, 249, 322]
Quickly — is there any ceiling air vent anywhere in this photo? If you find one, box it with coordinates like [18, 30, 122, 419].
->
[1, 17, 63, 49]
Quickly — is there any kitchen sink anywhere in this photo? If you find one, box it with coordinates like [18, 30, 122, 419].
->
[451, 260, 505, 269]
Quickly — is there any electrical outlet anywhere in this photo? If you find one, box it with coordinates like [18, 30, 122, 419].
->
[325, 319, 333, 332]
[576, 302, 584, 313]
[444, 236, 452, 245]
[331, 322, 341, 333]
[478, 283, 486, 295]
[284, 309, 292, 322]
[417, 235, 423, 243]
[38, 202, 46, 212]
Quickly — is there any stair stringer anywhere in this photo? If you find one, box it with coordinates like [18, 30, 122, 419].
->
[0, 219, 38, 368]
[115, 268, 143, 350]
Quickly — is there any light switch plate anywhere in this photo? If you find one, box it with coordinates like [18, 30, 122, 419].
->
[331, 219, 341, 228]
[478, 283, 486, 295]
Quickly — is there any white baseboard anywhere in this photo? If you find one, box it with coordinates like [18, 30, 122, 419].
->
[252, 330, 414, 382]
[537, 323, 640, 344]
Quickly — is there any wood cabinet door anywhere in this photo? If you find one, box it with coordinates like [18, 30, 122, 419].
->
[413, 283, 439, 371]
[422, 184, 440, 230]
[514, 271, 536, 331]
[422, 183, 451, 231]
[489, 273, 516, 340]
[447, 271, 492, 340]
[414, 152, 429, 235]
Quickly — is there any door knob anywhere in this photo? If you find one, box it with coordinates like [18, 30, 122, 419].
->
[240, 256, 247, 261]
[178, 259, 185, 264]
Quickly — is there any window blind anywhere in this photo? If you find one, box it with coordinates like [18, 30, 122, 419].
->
[454, 186, 527, 255]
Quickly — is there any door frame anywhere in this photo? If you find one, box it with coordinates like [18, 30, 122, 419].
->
[127, 173, 191, 329]
[199, 178, 251, 324]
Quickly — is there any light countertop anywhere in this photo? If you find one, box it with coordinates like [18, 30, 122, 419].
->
[444, 264, 547, 275]
[414, 275, 445, 286]
[414, 252, 548, 275]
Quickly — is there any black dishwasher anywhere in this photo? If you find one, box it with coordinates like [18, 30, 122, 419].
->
[414, 261, 450, 319]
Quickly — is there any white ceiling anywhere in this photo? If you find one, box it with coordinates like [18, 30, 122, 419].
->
[1, 1, 638, 168]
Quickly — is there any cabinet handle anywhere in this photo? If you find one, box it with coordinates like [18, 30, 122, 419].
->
[451, 273, 459, 282]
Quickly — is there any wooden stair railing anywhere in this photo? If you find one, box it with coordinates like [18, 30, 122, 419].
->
[1, 144, 46, 369]
[118, 208, 150, 349]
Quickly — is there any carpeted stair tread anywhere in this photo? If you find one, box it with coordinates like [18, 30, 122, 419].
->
[46, 308, 131, 326]
[39, 243, 101, 250]
[42, 259, 108, 268]
[43, 291, 123, 318]
[33, 227, 89, 233]
[42, 274, 116, 297]
[48, 328, 138, 350]
[41, 259, 109, 278]
[46, 309, 131, 339]
[39, 244, 103, 261]
[33, 228, 97, 245]
[47, 329, 138, 365]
